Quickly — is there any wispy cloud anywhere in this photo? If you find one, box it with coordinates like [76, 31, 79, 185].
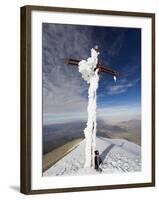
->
[42, 23, 94, 114]
[106, 78, 140, 94]
[107, 30, 125, 57]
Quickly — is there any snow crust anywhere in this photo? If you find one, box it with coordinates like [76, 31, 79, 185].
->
[44, 137, 141, 176]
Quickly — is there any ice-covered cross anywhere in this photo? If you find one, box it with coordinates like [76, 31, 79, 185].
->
[65, 46, 118, 168]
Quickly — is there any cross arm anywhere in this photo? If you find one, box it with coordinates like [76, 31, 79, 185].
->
[64, 58, 80, 66]
[65, 58, 119, 77]
[96, 64, 119, 76]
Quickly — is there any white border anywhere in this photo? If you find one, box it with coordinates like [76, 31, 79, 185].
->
[31, 10, 152, 190]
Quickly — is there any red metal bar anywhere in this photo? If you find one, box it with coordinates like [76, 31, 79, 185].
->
[65, 59, 80, 66]
[65, 58, 119, 76]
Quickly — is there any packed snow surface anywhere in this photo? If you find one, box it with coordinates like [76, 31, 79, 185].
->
[44, 137, 141, 176]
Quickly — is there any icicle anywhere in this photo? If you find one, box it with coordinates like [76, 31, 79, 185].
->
[113, 76, 116, 82]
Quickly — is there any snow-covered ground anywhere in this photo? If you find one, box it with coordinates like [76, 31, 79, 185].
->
[43, 137, 141, 176]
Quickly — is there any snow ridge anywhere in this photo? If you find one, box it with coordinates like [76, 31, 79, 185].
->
[44, 137, 141, 176]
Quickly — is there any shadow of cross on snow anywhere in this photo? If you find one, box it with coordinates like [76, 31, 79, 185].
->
[100, 142, 124, 162]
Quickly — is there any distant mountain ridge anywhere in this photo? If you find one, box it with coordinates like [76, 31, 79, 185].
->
[43, 119, 141, 155]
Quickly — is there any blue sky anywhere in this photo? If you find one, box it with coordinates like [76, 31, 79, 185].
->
[42, 23, 141, 124]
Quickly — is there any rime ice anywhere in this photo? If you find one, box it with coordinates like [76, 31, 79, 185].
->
[113, 76, 117, 82]
[78, 48, 100, 168]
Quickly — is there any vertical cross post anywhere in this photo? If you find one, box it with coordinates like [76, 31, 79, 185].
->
[65, 47, 118, 169]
